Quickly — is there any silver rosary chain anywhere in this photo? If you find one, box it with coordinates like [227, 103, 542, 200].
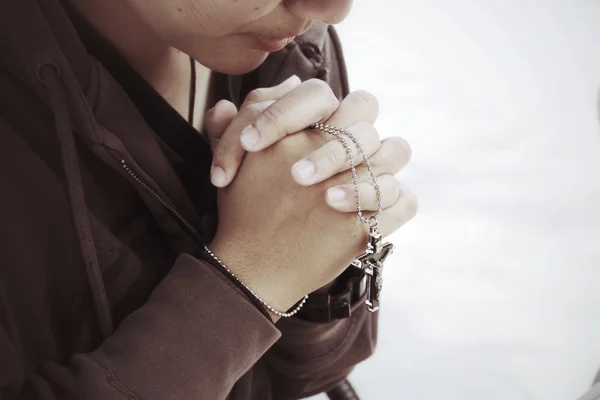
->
[204, 245, 309, 318]
[310, 123, 382, 230]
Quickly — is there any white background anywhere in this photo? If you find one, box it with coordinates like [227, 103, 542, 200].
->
[312, 1, 600, 399]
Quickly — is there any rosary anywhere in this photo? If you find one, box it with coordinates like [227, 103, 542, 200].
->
[310, 123, 395, 312]
[205, 123, 395, 316]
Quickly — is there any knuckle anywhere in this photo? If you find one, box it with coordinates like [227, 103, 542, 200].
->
[214, 99, 231, 110]
[346, 122, 380, 156]
[392, 179, 402, 203]
[328, 95, 341, 112]
[213, 140, 233, 161]
[398, 137, 413, 159]
[246, 102, 264, 114]
[245, 88, 267, 103]
[246, 100, 272, 115]
[258, 103, 285, 129]
[387, 137, 412, 164]
[377, 175, 396, 206]
[306, 78, 331, 94]
[370, 151, 395, 173]
[306, 79, 339, 105]
[403, 191, 419, 219]
[379, 173, 395, 187]
[369, 124, 381, 140]
[350, 120, 373, 132]
[358, 122, 381, 144]
[365, 183, 379, 204]
[324, 142, 340, 165]
[352, 90, 379, 107]
[349, 90, 380, 115]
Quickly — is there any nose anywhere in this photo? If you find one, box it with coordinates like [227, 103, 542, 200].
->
[285, 0, 354, 25]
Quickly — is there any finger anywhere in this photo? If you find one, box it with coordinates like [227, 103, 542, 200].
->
[289, 90, 381, 185]
[363, 136, 412, 177]
[210, 76, 302, 187]
[211, 100, 274, 186]
[325, 90, 380, 126]
[326, 174, 401, 212]
[241, 78, 340, 152]
[205, 100, 238, 151]
[378, 185, 419, 238]
[243, 75, 302, 105]
[291, 121, 381, 185]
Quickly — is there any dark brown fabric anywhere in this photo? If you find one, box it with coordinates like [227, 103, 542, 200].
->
[0, 0, 378, 398]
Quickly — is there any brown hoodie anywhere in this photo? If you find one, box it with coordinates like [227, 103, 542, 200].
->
[0, 0, 377, 399]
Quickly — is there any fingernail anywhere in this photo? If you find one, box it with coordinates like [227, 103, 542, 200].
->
[241, 124, 260, 149]
[327, 187, 347, 203]
[292, 160, 316, 182]
[211, 166, 227, 187]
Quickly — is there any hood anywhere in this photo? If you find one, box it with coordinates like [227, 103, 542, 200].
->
[0, 0, 347, 341]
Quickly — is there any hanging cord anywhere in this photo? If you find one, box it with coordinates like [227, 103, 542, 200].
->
[188, 56, 197, 126]
[38, 63, 114, 339]
[326, 379, 361, 400]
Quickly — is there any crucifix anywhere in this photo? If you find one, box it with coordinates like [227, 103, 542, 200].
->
[310, 122, 396, 314]
[351, 226, 395, 312]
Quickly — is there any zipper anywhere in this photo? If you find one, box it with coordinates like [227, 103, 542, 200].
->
[120, 159, 200, 237]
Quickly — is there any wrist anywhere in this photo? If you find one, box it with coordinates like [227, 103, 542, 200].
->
[208, 237, 306, 318]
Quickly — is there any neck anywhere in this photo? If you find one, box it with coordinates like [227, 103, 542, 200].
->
[69, 0, 212, 129]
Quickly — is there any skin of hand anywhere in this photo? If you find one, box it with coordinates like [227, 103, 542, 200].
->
[206, 77, 413, 214]
[206, 80, 418, 322]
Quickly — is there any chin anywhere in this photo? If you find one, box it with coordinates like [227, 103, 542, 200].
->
[202, 50, 270, 76]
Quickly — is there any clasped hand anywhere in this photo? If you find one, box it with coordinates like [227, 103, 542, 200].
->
[204, 76, 418, 319]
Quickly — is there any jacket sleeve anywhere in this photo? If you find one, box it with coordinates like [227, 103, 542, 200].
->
[0, 254, 281, 400]
[261, 297, 378, 398]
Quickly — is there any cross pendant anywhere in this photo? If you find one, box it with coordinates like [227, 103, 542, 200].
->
[351, 227, 395, 312]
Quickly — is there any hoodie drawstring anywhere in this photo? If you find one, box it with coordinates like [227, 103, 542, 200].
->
[38, 62, 114, 339]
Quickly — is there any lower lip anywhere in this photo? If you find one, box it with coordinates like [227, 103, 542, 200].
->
[252, 36, 295, 52]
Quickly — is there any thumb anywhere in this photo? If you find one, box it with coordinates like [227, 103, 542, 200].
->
[204, 100, 238, 152]
[208, 75, 302, 188]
